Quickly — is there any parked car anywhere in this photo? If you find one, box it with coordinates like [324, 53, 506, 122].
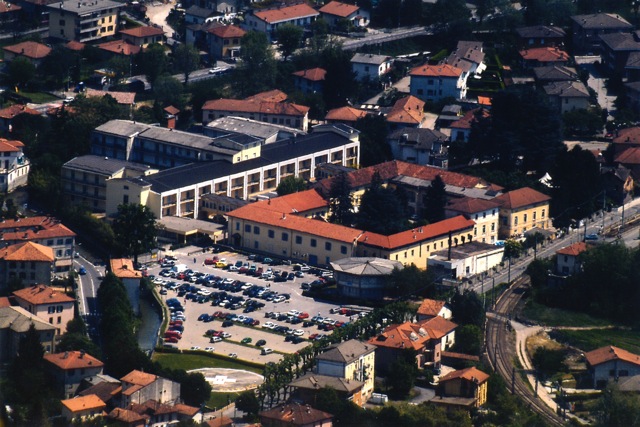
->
[241, 337, 252, 344]
[256, 339, 266, 347]
[261, 347, 273, 355]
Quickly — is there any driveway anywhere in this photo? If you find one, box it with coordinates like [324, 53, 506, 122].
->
[146, 1, 176, 37]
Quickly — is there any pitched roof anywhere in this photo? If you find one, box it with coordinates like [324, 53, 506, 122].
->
[0, 2, 21, 12]
[386, 95, 424, 125]
[245, 89, 288, 103]
[0, 139, 24, 153]
[0, 241, 55, 262]
[65, 40, 85, 51]
[85, 89, 136, 105]
[417, 298, 447, 317]
[556, 241, 588, 256]
[599, 32, 640, 51]
[443, 41, 485, 73]
[446, 196, 501, 215]
[627, 51, 640, 68]
[3, 41, 51, 59]
[260, 403, 333, 425]
[0, 104, 40, 119]
[330, 257, 403, 275]
[97, 40, 141, 56]
[258, 189, 328, 214]
[316, 339, 375, 364]
[14, 285, 74, 306]
[494, 187, 550, 209]
[253, 3, 319, 24]
[449, 107, 490, 130]
[292, 67, 327, 81]
[410, 63, 462, 78]
[388, 127, 448, 149]
[533, 65, 578, 82]
[351, 53, 392, 65]
[319, 1, 359, 17]
[515, 25, 566, 39]
[0, 216, 76, 242]
[202, 99, 309, 116]
[208, 24, 246, 38]
[325, 106, 367, 122]
[79, 381, 121, 403]
[615, 146, 640, 164]
[205, 415, 234, 427]
[110, 258, 142, 279]
[61, 394, 106, 413]
[120, 25, 165, 38]
[0, 306, 56, 333]
[44, 350, 104, 370]
[121, 369, 157, 386]
[288, 373, 364, 393]
[612, 127, 640, 145]
[519, 47, 569, 62]
[543, 80, 590, 98]
[108, 407, 147, 423]
[585, 345, 640, 367]
[439, 366, 490, 384]
[571, 13, 632, 30]
[368, 316, 457, 350]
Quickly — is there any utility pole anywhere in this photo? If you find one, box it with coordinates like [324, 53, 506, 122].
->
[602, 190, 606, 231]
[508, 255, 511, 284]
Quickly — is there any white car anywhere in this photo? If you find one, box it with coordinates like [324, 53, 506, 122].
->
[262, 322, 276, 329]
[205, 347, 215, 352]
[210, 336, 222, 343]
[190, 346, 201, 350]
[288, 309, 302, 317]
[228, 353, 238, 358]
[293, 329, 304, 336]
[273, 295, 286, 303]
[221, 332, 232, 338]
[198, 289, 212, 296]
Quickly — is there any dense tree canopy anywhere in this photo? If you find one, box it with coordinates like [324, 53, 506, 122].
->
[237, 31, 277, 96]
[328, 172, 355, 226]
[423, 175, 447, 223]
[276, 175, 308, 196]
[356, 172, 408, 234]
[112, 203, 157, 265]
[276, 24, 304, 60]
[173, 44, 200, 85]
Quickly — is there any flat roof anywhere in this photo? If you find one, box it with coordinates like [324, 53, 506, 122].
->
[158, 216, 225, 236]
[48, 0, 123, 14]
[64, 155, 152, 175]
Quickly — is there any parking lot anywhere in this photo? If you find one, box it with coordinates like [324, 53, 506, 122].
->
[149, 247, 363, 364]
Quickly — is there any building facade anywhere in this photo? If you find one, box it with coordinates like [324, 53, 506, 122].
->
[0, 306, 56, 363]
[351, 53, 393, 82]
[244, 3, 318, 41]
[494, 187, 551, 239]
[48, 0, 123, 43]
[13, 285, 74, 335]
[410, 64, 466, 102]
[44, 351, 104, 398]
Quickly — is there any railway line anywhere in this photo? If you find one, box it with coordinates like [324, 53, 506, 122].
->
[486, 276, 565, 426]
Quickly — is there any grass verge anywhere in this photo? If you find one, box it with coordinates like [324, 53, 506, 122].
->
[12, 91, 60, 103]
[152, 352, 264, 374]
[522, 301, 614, 327]
[550, 328, 640, 354]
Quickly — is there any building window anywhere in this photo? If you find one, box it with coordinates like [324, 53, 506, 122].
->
[235, 223, 240, 231]
[268, 230, 275, 238]
[341, 245, 347, 254]
[282, 232, 288, 241]
[524, 213, 528, 222]
[514, 216, 518, 225]
[295, 236, 302, 244]
[48, 306, 55, 314]
[542, 209, 545, 218]
[311, 239, 317, 247]
[57, 305, 63, 313]
[325, 242, 332, 251]
[253, 226, 260, 235]
[245, 224, 251, 232]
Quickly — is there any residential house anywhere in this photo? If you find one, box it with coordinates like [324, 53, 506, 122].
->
[120, 26, 165, 47]
[0, 138, 30, 192]
[260, 403, 333, 427]
[319, 1, 369, 28]
[61, 395, 107, 423]
[533, 65, 579, 84]
[47, 0, 123, 42]
[2, 40, 51, 67]
[185, 7, 218, 46]
[571, 13, 633, 54]
[206, 24, 245, 59]
[0, 216, 76, 273]
[613, 146, 640, 180]
[204, 415, 234, 427]
[494, 187, 551, 239]
[202, 98, 310, 131]
[164, 105, 180, 129]
[626, 52, 640, 81]
[0, 104, 40, 134]
[97, 40, 141, 58]
[325, 106, 368, 125]
[387, 127, 448, 167]
[436, 366, 490, 409]
[78, 375, 121, 407]
[331, 257, 403, 300]
[110, 258, 143, 316]
[120, 370, 180, 407]
[448, 108, 490, 143]
[245, 3, 319, 42]
[443, 41, 486, 77]
[368, 316, 457, 373]
[599, 31, 640, 76]
[410, 64, 466, 102]
[601, 164, 634, 205]
[315, 339, 376, 402]
[437, 104, 463, 128]
[62, 155, 155, 212]
[515, 25, 566, 48]
[292, 67, 326, 94]
[427, 241, 505, 280]
[519, 46, 570, 68]
[0, 1, 22, 28]
[106, 407, 146, 426]
[385, 95, 425, 130]
[288, 373, 365, 407]
[585, 346, 640, 388]
[416, 298, 452, 321]
[543, 80, 591, 114]
[13, 284, 73, 335]
[109, 399, 198, 426]
[103, 123, 359, 219]
[556, 241, 588, 276]
[44, 350, 104, 398]
[351, 53, 393, 82]
[445, 196, 501, 244]
[185, 5, 214, 25]
[0, 306, 57, 363]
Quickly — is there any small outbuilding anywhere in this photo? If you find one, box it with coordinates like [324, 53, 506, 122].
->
[330, 257, 403, 300]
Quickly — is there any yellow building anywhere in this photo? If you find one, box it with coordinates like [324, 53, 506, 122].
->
[48, 0, 123, 43]
[315, 340, 376, 402]
[437, 366, 489, 408]
[494, 187, 551, 239]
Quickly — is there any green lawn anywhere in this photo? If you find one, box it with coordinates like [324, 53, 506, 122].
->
[522, 301, 614, 327]
[152, 352, 263, 374]
[9, 91, 61, 104]
[550, 328, 640, 354]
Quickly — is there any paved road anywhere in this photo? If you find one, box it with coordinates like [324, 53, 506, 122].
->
[342, 26, 433, 50]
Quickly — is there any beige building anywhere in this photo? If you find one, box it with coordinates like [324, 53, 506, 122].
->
[61, 395, 106, 423]
[120, 26, 165, 47]
[0, 242, 55, 290]
[13, 285, 74, 336]
[437, 366, 490, 408]
[48, 0, 123, 43]
[44, 350, 104, 398]
[202, 98, 310, 131]
[120, 370, 181, 407]
[494, 187, 551, 239]
[0, 306, 57, 363]
[445, 197, 501, 244]
[110, 258, 142, 315]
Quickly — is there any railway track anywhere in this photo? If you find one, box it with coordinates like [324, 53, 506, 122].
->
[486, 276, 565, 426]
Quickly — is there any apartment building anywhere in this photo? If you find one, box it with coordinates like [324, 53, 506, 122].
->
[494, 187, 551, 239]
[0, 242, 55, 290]
[14, 285, 74, 336]
[48, 0, 124, 43]
[445, 197, 500, 244]
[410, 64, 466, 102]
[0, 138, 30, 193]
[244, 3, 318, 42]
[0, 306, 56, 363]
[44, 350, 104, 398]
[202, 98, 310, 131]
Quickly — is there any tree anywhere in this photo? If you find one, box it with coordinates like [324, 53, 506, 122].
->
[173, 44, 200, 85]
[356, 172, 408, 234]
[423, 175, 447, 223]
[276, 24, 303, 60]
[354, 115, 391, 167]
[112, 204, 157, 265]
[328, 172, 355, 225]
[532, 347, 567, 380]
[386, 357, 418, 398]
[180, 372, 212, 407]
[237, 31, 277, 96]
[153, 74, 185, 109]
[563, 108, 604, 137]
[6, 57, 36, 88]
[321, 44, 356, 110]
[235, 390, 260, 417]
[452, 324, 483, 355]
[108, 55, 132, 82]
[504, 238, 524, 258]
[595, 386, 640, 427]
[450, 290, 485, 328]
[387, 264, 436, 297]
[141, 43, 169, 88]
[276, 175, 307, 195]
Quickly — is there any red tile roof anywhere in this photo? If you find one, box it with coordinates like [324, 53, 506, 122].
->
[44, 350, 104, 370]
[203, 99, 309, 116]
[0, 297, 11, 307]
[164, 105, 180, 115]
[612, 127, 640, 145]
[0, 2, 21, 12]
[410, 63, 462, 78]
[0, 216, 76, 242]
[386, 95, 424, 125]
[98, 40, 141, 56]
[585, 346, 640, 367]
[208, 24, 246, 38]
[319, 1, 359, 17]
[325, 106, 367, 122]
[0, 104, 40, 119]
[62, 394, 106, 413]
[205, 415, 234, 427]
[615, 147, 640, 165]
[3, 41, 51, 59]
[368, 316, 457, 350]
[258, 189, 328, 214]
[556, 241, 588, 256]
[450, 108, 490, 130]
[120, 25, 165, 38]
[2, 241, 55, 262]
[110, 258, 142, 279]
[292, 67, 327, 81]
[108, 407, 147, 424]
[0, 138, 25, 153]
[253, 3, 319, 24]
[121, 370, 157, 386]
[494, 187, 550, 209]
[260, 403, 333, 425]
[519, 47, 569, 62]
[65, 40, 85, 51]
[245, 89, 288, 103]
[417, 298, 447, 317]
[439, 366, 489, 384]
[14, 285, 74, 305]
[86, 89, 136, 105]
[446, 196, 500, 215]
[441, 351, 480, 362]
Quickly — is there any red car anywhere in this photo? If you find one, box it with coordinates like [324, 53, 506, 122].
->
[297, 312, 309, 319]
[164, 336, 179, 343]
[204, 257, 219, 265]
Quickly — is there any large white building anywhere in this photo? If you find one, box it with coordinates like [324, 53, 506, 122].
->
[244, 3, 318, 42]
[0, 138, 29, 193]
[410, 64, 466, 102]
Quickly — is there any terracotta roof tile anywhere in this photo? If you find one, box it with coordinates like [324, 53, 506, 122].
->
[446, 196, 500, 215]
[449, 108, 489, 130]
[319, 1, 359, 17]
[14, 285, 74, 305]
[439, 366, 489, 384]
[386, 95, 424, 125]
[245, 89, 288, 103]
[120, 25, 165, 38]
[519, 47, 569, 62]
[3, 41, 51, 59]
[556, 241, 588, 256]
[410, 63, 462, 78]
[108, 407, 147, 423]
[258, 189, 328, 214]
[417, 298, 447, 316]
[98, 40, 141, 56]
[174, 403, 200, 416]
[0, 104, 40, 119]
[44, 350, 104, 370]
[422, 315, 457, 338]
[253, 3, 319, 24]
[208, 24, 246, 38]
[325, 106, 367, 122]
[204, 415, 235, 427]
[61, 394, 106, 413]
[292, 67, 327, 81]
[585, 346, 640, 367]
[615, 146, 640, 164]
[441, 351, 480, 361]
[164, 105, 180, 115]
[0, 241, 54, 262]
[612, 127, 640, 145]
[202, 99, 309, 116]
[494, 187, 550, 209]
[65, 40, 85, 51]
[110, 258, 142, 279]
[85, 89, 136, 105]
[0, 297, 11, 307]
[0, 216, 75, 242]
[0, 2, 21, 12]
[121, 369, 157, 386]
[368, 316, 457, 349]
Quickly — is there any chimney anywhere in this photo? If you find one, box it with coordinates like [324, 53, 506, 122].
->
[63, 351, 69, 359]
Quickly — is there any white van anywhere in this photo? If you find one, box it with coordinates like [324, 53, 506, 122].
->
[171, 264, 188, 273]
